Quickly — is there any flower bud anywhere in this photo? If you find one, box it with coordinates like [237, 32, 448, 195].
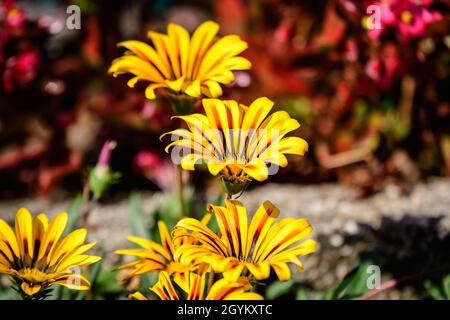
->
[89, 140, 120, 199]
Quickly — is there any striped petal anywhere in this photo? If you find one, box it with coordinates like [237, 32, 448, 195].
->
[245, 261, 271, 280]
[0, 219, 20, 259]
[158, 221, 174, 257]
[151, 271, 180, 300]
[48, 228, 87, 267]
[174, 218, 228, 257]
[189, 21, 220, 79]
[15, 208, 33, 259]
[53, 273, 91, 291]
[117, 40, 171, 78]
[246, 201, 280, 260]
[38, 212, 68, 261]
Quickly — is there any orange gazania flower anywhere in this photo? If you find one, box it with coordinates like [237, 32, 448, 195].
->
[162, 97, 308, 195]
[108, 21, 251, 101]
[115, 216, 210, 279]
[173, 200, 316, 282]
[130, 270, 263, 300]
[0, 208, 101, 298]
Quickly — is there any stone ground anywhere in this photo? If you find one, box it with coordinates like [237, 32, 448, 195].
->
[1, 177, 450, 299]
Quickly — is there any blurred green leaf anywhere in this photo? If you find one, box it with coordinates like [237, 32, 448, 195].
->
[424, 273, 450, 300]
[295, 288, 310, 300]
[265, 279, 296, 300]
[0, 283, 18, 300]
[314, 292, 326, 300]
[327, 259, 374, 300]
[280, 97, 311, 123]
[380, 98, 395, 112]
[443, 274, 450, 298]
[64, 194, 83, 235]
[424, 280, 445, 300]
[91, 268, 126, 300]
[295, 288, 327, 300]
[161, 191, 192, 224]
[138, 273, 157, 293]
[129, 192, 149, 239]
[353, 99, 370, 128]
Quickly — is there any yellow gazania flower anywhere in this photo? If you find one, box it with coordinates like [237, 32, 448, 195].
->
[0, 208, 101, 298]
[115, 216, 210, 279]
[130, 270, 263, 300]
[173, 200, 316, 282]
[162, 97, 308, 195]
[108, 20, 251, 102]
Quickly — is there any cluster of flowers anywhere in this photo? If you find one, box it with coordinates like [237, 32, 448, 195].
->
[0, 21, 316, 300]
[364, 0, 442, 43]
[361, 0, 443, 88]
[0, 2, 39, 92]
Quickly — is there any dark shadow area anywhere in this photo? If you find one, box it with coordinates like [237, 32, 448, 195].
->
[358, 215, 450, 296]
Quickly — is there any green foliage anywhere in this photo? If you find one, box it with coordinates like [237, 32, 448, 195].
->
[265, 279, 296, 300]
[424, 274, 450, 300]
[280, 97, 312, 124]
[326, 259, 374, 300]
[160, 191, 191, 225]
[129, 192, 150, 239]
[170, 96, 196, 115]
[265, 255, 377, 300]
[296, 288, 325, 300]
[64, 194, 83, 236]
[88, 267, 127, 300]
[353, 99, 370, 128]
[0, 284, 17, 300]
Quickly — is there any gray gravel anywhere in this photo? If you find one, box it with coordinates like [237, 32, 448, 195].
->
[240, 177, 450, 235]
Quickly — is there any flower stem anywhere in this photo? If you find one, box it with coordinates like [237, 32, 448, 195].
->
[80, 179, 92, 229]
[177, 165, 186, 218]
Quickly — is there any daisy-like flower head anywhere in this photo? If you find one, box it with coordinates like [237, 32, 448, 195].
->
[173, 200, 316, 283]
[108, 20, 251, 113]
[115, 216, 210, 279]
[162, 97, 308, 195]
[0, 208, 101, 298]
[130, 270, 263, 300]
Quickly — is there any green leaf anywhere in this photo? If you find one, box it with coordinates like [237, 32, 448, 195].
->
[442, 274, 450, 299]
[91, 268, 126, 300]
[353, 99, 370, 128]
[149, 209, 162, 243]
[423, 274, 450, 300]
[265, 279, 296, 300]
[65, 194, 83, 235]
[295, 287, 326, 300]
[295, 288, 310, 300]
[328, 259, 374, 300]
[0, 285, 18, 300]
[139, 273, 157, 293]
[314, 292, 325, 300]
[129, 192, 149, 239]
[424, 280, 444, 300]
[161, 192, 190, 223]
